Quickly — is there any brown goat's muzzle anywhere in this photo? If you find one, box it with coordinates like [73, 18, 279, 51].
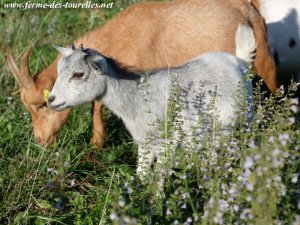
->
[33, 108, 72, 147]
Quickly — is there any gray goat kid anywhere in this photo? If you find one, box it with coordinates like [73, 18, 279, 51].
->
[48, 24, 255, 183]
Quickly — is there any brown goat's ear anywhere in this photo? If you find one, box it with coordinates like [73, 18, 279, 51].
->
[7, 47, 35, 89]
[79, 44, 84, 51]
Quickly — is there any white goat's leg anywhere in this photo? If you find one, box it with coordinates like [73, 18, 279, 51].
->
[136, 143, 168, 191]
[153, 154, 166, 195]
[152, 142, 174, 196]
[136, 146, 155, 182]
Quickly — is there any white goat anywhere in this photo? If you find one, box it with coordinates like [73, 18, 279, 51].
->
[255, 0, 300, 83]
[48, 24, 255, 183]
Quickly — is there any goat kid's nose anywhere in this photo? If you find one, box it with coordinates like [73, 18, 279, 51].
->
[48, 95, 56, 103]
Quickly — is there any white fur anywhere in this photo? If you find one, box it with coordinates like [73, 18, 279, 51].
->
[259, 0, 300, 81]
[235, 24, 256, 64]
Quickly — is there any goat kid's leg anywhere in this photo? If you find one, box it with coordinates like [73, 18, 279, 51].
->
[153, 153, 168, 197]
[90, 101, 105, 149]
[137, 144, 167, 199]
[136, 146, 155, 182]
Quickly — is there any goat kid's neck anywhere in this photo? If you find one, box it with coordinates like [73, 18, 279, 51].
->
[99, 72, 167, 142]
[101, 76, 140, 117]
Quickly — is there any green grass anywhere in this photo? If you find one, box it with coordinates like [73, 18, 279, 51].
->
[1, 0, 300, 224]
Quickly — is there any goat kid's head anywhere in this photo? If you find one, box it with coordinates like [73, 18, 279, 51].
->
[7, 47, 72, 147]
[48, 44, 108, 111]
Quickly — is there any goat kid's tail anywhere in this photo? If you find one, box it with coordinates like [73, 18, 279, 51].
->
[235, 24, 256, 64]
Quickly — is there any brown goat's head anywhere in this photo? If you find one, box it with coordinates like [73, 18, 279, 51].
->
[7, 47, 72, 147]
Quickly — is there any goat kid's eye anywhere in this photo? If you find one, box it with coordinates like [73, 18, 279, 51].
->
[72, 72, 84, 79]
[91, 63, 99, 70]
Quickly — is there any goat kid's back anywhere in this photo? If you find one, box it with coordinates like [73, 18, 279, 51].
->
[138, 24, 255, 135]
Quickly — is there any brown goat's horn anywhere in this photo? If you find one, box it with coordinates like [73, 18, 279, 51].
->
[7, 48, 20, 76]
[21, 46, 33, 78]
[7, 46, 34, 89]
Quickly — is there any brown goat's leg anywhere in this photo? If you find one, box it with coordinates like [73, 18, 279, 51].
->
[90, 101, 105, 149]
[249, 8, 277, 94]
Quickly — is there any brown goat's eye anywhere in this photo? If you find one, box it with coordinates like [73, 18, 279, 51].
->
[37, 102, 47, 111]
[72, 72, 84, 79]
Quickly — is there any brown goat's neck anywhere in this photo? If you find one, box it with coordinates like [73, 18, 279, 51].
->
[35, 57, 59, 91]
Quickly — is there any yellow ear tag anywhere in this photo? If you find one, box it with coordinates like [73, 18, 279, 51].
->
[43, 89, 50, 103]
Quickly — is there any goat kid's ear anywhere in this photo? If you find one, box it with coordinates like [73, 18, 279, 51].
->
[52, 45, 74, 57]
[87, 55, 108, 75]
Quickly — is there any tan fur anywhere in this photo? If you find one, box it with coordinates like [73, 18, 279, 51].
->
[8, 0, 277, 148]
[251, 0, 261, 11]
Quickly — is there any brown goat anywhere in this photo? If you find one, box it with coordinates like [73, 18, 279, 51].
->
[7, 0, 277, 148]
